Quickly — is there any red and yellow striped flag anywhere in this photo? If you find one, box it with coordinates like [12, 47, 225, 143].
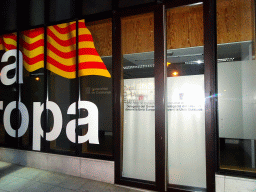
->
[0, 20, 111, 79]
[20, 28, 44, 72]
[0, 32, 17, 51]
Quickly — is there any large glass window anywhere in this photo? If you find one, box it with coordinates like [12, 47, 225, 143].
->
[0, 19, 113, 158]
[0, 33, 18, 148]
[80, 19, 113, 156]
[121, 13, 155, 181]
[217, 0, 256, 172]
[20, 28, 45, 149]
[47, 21, 77, 154]
[166, 3, 206, 189]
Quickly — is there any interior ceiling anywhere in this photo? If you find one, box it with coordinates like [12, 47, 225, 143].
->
[122, 41, 251, 66]
[103, 41, 251, 78]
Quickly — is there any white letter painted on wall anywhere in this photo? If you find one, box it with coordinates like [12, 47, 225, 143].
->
[66, 101, 99, 144]
[3, 101, 29, 137]
[1, 49, 23, 85]
[33, 101, 63, 151]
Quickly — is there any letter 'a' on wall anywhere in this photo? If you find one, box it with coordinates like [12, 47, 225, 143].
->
[217, 0, 256, 172]
[66, 101, 99, 145]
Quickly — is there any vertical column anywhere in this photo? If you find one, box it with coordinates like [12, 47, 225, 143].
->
[43, 0, 49, 151]
[112, 8, 122, 182]
[16, 0, 21, 147]
[154, 3, 167, 192]
[204, 0, 217, 192]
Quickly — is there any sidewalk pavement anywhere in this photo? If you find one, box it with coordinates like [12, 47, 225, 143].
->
[0, 161, 151, 192]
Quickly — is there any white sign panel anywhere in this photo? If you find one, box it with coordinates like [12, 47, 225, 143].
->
[167, 75, 206, 188]
[122, 78, 155, 181]
[122, 75, 206, 187]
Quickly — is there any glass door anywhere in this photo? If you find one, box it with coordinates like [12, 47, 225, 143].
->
[166, 2, 206, 190]
[121, 12, 156, 182]
[117, 2, 208, 191]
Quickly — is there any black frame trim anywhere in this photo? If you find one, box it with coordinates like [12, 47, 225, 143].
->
[203, 0, 217, 192]
[112, 8, 122, 184]
[154, 3, 167, 192]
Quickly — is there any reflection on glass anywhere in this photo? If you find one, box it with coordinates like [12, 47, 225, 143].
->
[217, 0, 256, 172]
[47, 21, 77, 153]
[80, 19, 113, 156]
[121, 13, 155, 181]
[0, 33, 18, 147]
[20, 28, 45, 149]
[167, 4, 206, 189]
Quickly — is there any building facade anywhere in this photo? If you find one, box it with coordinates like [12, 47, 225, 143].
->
[0, 0, 255, 191]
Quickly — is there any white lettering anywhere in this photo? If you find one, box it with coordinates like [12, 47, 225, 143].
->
[66, 101, 99, 144]
[2, 100, 99, 151]
[33, 101, 63, 151]
[1, 50, 23, 85]
[3, 101, 29, 137]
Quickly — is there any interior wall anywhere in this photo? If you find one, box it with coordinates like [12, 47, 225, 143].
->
[86, 0, 252, 56]
[166, 5, 204, 49]
[87, 19, 112, 57]
[121, 13, 154, 54]
[217, 0, 253, 44]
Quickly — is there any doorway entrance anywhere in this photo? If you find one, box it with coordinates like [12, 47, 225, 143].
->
[115, 2, 207, 192]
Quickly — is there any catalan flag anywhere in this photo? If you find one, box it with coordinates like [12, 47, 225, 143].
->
[0, 19, 111, 79]
[20, 28, 44, 72]
[0, 33, 17, 51]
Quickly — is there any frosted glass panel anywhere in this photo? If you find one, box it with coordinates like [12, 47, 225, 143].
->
[217, 0, 256, 172]
[218, 60, 256, 140]
[167, 75, 206, 188]
[122, 78, 155, 181]
[121, 13, 155, 182]
[166, 3, 206, 188]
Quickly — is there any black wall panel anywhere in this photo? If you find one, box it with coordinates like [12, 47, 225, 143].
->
[48, 0, 76, 23]
[119, 0, 155, 8]
[0, 0, 17, 33]
[82, 0, 112, 16]
[18, 0, 45, 30]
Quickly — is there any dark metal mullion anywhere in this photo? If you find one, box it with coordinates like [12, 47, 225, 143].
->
[16, 0, 21, 147]
[203, 0, 218, 192]
[16, 31, 20, 145]
[75, 19, 81, 155]
[74, 0, 82, 157]
[154, 3, 167, 192]
[42, 0, 49, 152]
[113, 4, 122, 184]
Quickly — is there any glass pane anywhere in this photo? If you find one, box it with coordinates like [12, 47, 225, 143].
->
[0, 33, 18, 148]
[121, 13, 155, 181]
[80, 19, 113, 156]
[167, 3, 206, 189]
[0, 0, 17, 32]
[28, 0, 44, 27]
[82, 0, 112, 16]
[19, 0, 44, 29]
[47, 21, 77, 154]
[20, 28, 45, 149]
[217, 0, 256, 172]
[49, 0, 76, 23]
